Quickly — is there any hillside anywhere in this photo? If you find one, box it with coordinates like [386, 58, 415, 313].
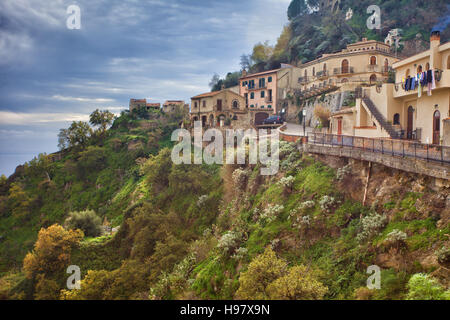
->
[249, 0, 450, 72]
[0, 107, 449, 300]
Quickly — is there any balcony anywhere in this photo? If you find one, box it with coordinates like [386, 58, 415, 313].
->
[367, 65, 392, 74]
[298, 76, 311, 84]
[333, 67, 355, 75]
[316, 70, 329, 79]
[265, 97, 273, 104]
[393, 69, 449, 98]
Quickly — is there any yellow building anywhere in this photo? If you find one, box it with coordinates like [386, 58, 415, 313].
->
[190, 88, 247, 128]
[298, 38, 398, 94]
[330, 31, 450, 146]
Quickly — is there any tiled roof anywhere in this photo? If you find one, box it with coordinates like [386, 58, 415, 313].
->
[191, 91, 220, 99]
[239, 69, 281, 80]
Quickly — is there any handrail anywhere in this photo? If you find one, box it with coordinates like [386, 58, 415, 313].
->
[307, 132, 449, 164]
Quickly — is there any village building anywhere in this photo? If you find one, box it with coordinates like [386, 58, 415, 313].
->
[163, 100, 186, 113]
[330, 31, 450, 146]
[129, 99, 160, 112]
[190, 88, 248, 128]
[239, 64, 302, 125]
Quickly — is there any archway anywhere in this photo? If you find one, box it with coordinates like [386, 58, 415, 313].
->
[433, 110, 441, 145]
[254, 112, 270, 125]
[341, 59, 349, 74]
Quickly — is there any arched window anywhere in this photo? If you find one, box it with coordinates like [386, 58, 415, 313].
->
[232, 100, 239, 109]
[426, 63, 430, 71]
[370, 56, 377, 65]
[370, 74, 377, 84]
[447, 56, 450, 69]
[393, 113, 400, 125]
[417, 65, 422, 73]
[384, 59, 389, 72]
[341, 78, 349, 84]
[323, 63, 327, 72]
[342, 59, 349, 74]
[313, 67, 316, 76]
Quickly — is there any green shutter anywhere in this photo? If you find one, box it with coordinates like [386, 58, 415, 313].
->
[268, 105, 272, 109]
[268, 76, 272, 82]
[261, 105, 264, 109]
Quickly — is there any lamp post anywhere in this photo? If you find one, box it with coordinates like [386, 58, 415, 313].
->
[302, 109, 307, 136]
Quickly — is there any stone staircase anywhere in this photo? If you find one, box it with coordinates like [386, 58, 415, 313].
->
[362, 97, 399, 139]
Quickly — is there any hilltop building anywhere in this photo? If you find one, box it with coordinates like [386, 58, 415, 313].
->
[190, 88, 248, 128]
[330, 31, 450, 146]
[163, 100, 187, 113]
[129, 99, 160, 112]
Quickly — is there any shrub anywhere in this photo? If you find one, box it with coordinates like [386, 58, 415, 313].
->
[232, 169, 248, 191]
[197, 195, 209, 208]
[260, 204, 284, 224]
[231, 247, 248, 261]
[406, 273, 450, 300]
[217, 231, 242, 255]
[277, 176, 295, 190]
[319, 195, 337, 213]
[336, 164, 352, 181]
[65, 210, 103, 237]
[384, 229, 407, 248]
[356, 213, 387, 242]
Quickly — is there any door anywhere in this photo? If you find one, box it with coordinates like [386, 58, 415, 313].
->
[217, 99, 222, 111]
[337, 118, 343, 144]
[407, 106, 414, 139]
[433, 110, 441, 145]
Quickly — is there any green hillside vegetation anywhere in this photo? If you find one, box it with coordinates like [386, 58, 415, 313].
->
[0, 109, 448, 299]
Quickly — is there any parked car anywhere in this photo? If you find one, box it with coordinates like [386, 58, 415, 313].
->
[262, 115, 283, 125]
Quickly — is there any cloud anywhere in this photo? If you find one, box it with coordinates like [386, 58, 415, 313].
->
[0, 111, 89, 125]
[51, 95, 115, 103]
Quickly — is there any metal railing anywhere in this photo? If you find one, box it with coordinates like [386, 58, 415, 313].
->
[307, 132, 450, 164]
[333, 67, 355, 75]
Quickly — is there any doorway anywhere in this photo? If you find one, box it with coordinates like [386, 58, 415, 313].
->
[407, 106, 414, 139]
[433, 110, 441, 145]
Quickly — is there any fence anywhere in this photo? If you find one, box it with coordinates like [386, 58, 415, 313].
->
[307, 132, 450, 165]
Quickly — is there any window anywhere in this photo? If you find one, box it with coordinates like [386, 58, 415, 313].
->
[250, 105, 254, 108]
[313, 67, 316, 76]
[261, 91, 265, 98]
[261, 105, 265, 109]
[232, 100, 239, 109]
[425, 63, 430, 71]
[405, 69, 410, 77]
[370, 56, 377, 65]
[194, 102, 198, 108]
[393, 113, 400, 125]
[202, 101, 206, 108]
[268, 105, 272, 109]
[417, 65, 422, 73]
[259, 78, 265, 88]
[250, 92, 254, 99]
[447, 56, 450, 69]
[268, 76, 272, 82]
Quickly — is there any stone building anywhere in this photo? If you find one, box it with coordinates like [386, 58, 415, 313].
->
[163, 100, 186, 113]
[190, 88, 248, 128]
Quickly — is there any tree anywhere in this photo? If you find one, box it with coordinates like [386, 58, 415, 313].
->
[58, 121, 92, 150]
[240, 54, 253, 71]
[273, 25, 292, 60]
[89, 109, 115, 137]
[406, 273, 450, 300]
[235, 248, 287, 300]
[251, 41, 274, 65]
[209, 73, 221, 90]
[236, 248, 327, 300]
[287, 0, 308, 20]
[267, 265, 328, 300]
[64, 210, 103, 237]
[141, 148, 173, 193]
[23, 224, 83, 279]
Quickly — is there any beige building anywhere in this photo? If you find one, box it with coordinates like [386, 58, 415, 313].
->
[163, 100, 186, 113]
[330, 31, 450, 146]
[129, 99, 161, 112]
[298, 38, 398, 94]
[190, 88, 247, 128]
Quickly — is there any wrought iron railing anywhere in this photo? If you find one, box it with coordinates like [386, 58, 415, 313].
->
[307, 132, 450, 164]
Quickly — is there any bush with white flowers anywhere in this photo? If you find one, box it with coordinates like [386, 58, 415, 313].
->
[260, 204, 284, 224]
[218, 231, 242, 254]
[232, 168, 248, 190]
[197, 195, 209, 207]
[356, 212, 387, 242]
[278, 176, 295, 189]
[319, 195, 337, 213]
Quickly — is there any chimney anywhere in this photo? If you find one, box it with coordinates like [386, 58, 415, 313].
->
[430, 30, 441, 70]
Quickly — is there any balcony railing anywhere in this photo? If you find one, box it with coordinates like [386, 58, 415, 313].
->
[333, 67, 355, 75]
[308, 132, 450, 164]
[316, 70, 329, 78]
[298, 76, 311, 84]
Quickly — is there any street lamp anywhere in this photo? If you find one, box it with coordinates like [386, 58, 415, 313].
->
[302, 109, 307, 136]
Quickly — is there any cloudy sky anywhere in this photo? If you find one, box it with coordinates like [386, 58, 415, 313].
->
[0, 0, 290, 176]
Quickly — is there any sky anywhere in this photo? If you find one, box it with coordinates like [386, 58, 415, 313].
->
[0, 0, 290, 177]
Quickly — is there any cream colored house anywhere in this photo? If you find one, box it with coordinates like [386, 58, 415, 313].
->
[330, 31, 450, 146]
[190, 88, 247, 128]
[298, 38, 398, 94]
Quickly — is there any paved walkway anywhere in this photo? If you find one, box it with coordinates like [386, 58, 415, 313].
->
[283, 122, 313, 137]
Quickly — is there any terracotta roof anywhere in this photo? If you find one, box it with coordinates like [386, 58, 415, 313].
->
[191, 91, 220, 99]
[240, 69, 281, 80]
